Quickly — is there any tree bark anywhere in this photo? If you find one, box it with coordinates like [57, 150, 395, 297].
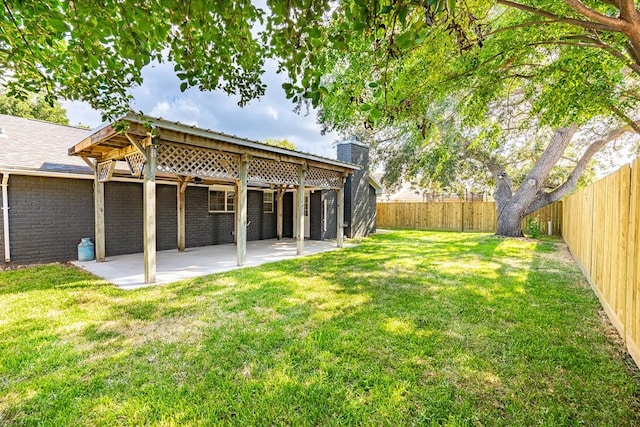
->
[496, 202, 526, 236]
[480, 125, 578, 237]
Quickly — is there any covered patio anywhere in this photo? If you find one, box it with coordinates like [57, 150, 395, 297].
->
[68, 113, 358, 284]
[73, 238, 348, 290]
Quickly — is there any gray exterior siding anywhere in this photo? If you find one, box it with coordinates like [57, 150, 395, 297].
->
[185, 186, 234, 247]
[2, 178, 291, 266]
[309, 190, 338, 240]
[104, 182, 178, 256]
[337, 142, 376, 238]
[4, 175, 94, 265]
[322, 190, 338, 240]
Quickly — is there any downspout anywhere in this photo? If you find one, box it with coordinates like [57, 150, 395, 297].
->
[1, 173, 10, 263]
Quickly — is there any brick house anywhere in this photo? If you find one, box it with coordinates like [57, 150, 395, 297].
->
[0, 114, 379, 279]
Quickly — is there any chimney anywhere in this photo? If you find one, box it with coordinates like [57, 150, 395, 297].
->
[337, 137, 375, 238]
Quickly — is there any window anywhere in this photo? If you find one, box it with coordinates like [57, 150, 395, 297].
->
[209, 189, 235, 212]
[263, 191, 274, 213]
[304, 194, 309, 217]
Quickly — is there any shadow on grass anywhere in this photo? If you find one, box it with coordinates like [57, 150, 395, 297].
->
[1, 230, 638, 425]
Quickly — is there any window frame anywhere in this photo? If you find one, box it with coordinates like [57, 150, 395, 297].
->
[208, 186, 235, 213]
[263, 191, 274, 213]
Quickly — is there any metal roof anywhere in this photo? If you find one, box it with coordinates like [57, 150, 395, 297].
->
[69, 112, 360, 171]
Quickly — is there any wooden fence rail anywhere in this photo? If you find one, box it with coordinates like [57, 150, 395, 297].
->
[563, 159, 640, 368]
[376, 201, 563, 235]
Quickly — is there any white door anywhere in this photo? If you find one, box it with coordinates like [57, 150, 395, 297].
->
[304, 191, 311, 238]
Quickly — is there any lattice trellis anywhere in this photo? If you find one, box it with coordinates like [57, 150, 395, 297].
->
[306, 167, 343, 189]
[125, 152, 145, 177]
[156, 142, 239, 180]
[248, 158, 300, 185]
[97, 160, 115, 182]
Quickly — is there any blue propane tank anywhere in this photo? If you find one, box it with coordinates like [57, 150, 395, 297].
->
[77, 238, 95, 262]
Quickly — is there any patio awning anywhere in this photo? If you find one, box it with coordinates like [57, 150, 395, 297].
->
[68, 113, 358, 189]
[68, 113, 355, 284]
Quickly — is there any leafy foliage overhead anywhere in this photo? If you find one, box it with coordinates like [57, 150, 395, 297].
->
[1, 0, 457, 119]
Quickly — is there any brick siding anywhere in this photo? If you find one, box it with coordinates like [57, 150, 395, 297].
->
[3, 175, 94, 264]
[2, 177, 292, 266]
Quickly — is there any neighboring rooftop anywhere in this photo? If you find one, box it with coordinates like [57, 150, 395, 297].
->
[0, 114, 91, 175]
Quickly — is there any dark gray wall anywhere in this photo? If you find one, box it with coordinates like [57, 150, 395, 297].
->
[322, 190, 338, 240]
[3, 175, 94, 265]
[2, 177, 286, 266]
[104, 182, 177, 256]
[309, 190, 339, 240]
[337, 142, 376, 238]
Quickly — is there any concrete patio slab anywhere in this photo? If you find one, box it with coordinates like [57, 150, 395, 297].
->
[73, 239, 349, 290]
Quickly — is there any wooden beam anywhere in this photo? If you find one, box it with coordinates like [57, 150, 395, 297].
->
[81, 156, 96, 172]
[237, 156, 249, 265]
[68, 125, 117, 156]
[143, 145, 157, 284]
[177, 176, 187, 252]
[125, 133, 149, 160]
[276, 186, 284, 240]
[99, 144, 140, 162]
[94, 169, 106, 261]
[297, 165, 307, 255]
[337, 176, 346, 248]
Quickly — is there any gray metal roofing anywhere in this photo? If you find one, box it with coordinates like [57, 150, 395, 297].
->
[76, 113, 360, 171]
[0, 114, 92, 174]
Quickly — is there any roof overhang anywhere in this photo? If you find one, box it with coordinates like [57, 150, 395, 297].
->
[369, 176, 383, 195]
[69, 113, 359, 174]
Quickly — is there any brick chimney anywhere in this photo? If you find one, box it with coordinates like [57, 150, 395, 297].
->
[337, 137, 376, 238]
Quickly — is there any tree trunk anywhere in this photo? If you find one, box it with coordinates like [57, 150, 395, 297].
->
[495, 199, 525, 237]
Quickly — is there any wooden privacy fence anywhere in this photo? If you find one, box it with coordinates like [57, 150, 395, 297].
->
[376, 201, 563, 235]
[563, 158, 640, 368]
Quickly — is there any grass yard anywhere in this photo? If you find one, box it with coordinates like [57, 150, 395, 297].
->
[1, 230, 639, 426]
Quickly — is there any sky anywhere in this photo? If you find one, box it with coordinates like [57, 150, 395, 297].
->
[62, 60, 343, 159]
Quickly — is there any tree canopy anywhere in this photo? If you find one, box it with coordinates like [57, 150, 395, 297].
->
[263, 138, 297, 150]
[313, 1, 640, 235]
[0, 89, 69, 124]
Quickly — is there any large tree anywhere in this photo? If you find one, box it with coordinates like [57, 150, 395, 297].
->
[312, 1, 640, 236]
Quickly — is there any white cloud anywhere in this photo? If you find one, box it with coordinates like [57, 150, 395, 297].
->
[62, 59, 343, 160]
[266, 105, 279, 120]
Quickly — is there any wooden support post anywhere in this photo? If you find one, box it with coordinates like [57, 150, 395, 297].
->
[276, 186, 284, 240]
[177, 176, 188, 252]
[143, 145, 157, 284]
[337, 176, 346, 248]
[94, 164, 106, 262]
[237, 155, 249, 266]
[297, 165, 307, 255]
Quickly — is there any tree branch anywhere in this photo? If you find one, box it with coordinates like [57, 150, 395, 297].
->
[513, 124, 578, 205]
[564, 0, 628, 31]
[524, 122, 635, 214]
[496, 0, 619, 32]
[463, 144, 514, 214]
[619, 0, 637, 20]
[609, 103, 640, 134]
[564, 34, 640, 74]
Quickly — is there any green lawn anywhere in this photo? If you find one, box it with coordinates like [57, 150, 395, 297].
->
[1, 230, 639, 426]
